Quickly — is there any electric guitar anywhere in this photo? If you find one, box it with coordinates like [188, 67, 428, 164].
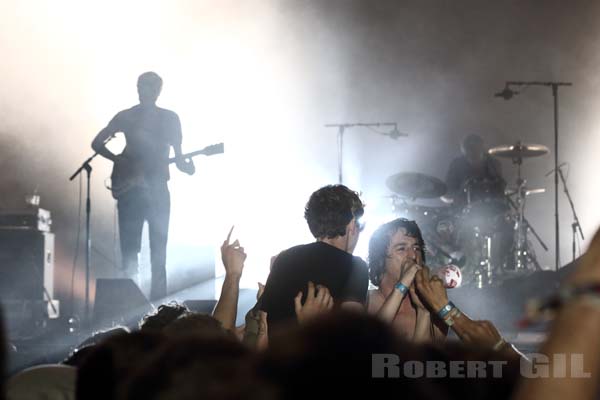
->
[109, 142, 224, 199]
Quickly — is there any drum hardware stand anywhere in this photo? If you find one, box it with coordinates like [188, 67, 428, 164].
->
[325, 122, 407, 184]
[473, 231, 494, 288]
[556, 166, 584, 261]
[512, 150, 529, 271]
[505, 191, 546, 272]
[495, 80, 573, 271]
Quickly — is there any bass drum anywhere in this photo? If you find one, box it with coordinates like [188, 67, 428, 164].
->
[424, 214, 465, 270]
[461, 177, 509, 235]
[455, 209, 514, 286]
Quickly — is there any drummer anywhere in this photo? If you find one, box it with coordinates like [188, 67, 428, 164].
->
[441, 134, 506, 206]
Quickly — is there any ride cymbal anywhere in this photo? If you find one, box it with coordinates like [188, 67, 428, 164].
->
[488, 142, 549, 159]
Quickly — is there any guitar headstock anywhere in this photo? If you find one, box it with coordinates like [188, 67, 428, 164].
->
[170, 143, 225, 163]
[203, 142, 224, 155]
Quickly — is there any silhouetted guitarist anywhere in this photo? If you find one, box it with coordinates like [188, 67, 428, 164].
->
[92, 71, 195, 301]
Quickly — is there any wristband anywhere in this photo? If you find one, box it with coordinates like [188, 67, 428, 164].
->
[443, 315, 455, 327]
[442, 307, 462, 327]
[437, 301, 456, 319]
[395, 283, 409, 296]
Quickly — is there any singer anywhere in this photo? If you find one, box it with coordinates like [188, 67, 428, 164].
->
[366, 218, 448, 342]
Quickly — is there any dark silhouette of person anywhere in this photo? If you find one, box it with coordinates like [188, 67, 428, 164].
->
[92, 71, 195, 301]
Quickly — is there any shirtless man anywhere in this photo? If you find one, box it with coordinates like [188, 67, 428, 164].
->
[367, 218, 446, 342]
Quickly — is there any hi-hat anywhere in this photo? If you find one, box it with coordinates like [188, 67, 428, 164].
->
[488, 142, 549, 160]
[386, 172, 447, 199]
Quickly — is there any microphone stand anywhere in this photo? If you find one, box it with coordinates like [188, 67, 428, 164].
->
[498, 80, 572, 272]
[68, 135, 116, 326]
[324, 122, 406, 184]
[557, 167, 584, 261]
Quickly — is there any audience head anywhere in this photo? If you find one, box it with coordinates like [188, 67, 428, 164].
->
[259, 311, 428, 398]
[304, 185, 364, 252]
[121, 335, 275, 400]
[260, 311, 519, 399]
[63, 326, 130, 367]
[139, 302, 189, 332]
[76, 331, 166, 400]
[162, 312, 229, 339]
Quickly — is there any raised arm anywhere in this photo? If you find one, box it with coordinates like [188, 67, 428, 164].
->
[377, 262, 420, 322]
[415, 267, 520, 355]
[212, 226, 246, 331]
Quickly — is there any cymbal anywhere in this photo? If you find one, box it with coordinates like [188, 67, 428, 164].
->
[488, 142, 549, 159]
[386, 172, 447, 199]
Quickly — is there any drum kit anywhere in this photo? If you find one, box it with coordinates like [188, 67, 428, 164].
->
[387, 141, 550, 288]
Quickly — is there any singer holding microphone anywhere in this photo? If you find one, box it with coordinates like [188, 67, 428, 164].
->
[367, 218, 522, 353]
[366, 218, 448, 342]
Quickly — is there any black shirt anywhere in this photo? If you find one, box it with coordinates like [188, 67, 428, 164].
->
[445, 155, 505, 205]
[107, 105, 182, 183]
[260, 242, 369, 331]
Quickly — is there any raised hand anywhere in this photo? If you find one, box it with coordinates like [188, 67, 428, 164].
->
[220, 226, 247, 278]
[409, 284, 427, 311]
[399, 260, 421, 288]
[294, 281, 334, 324]
[414, 266, 449, 312]
[257, 282, 265, 301]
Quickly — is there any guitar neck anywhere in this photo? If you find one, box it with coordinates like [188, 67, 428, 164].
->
[168, 142, 224, 163]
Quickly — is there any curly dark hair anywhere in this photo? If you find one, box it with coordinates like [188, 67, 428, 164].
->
[139, 301, 189, 332]
[368, 218, 426, 287]
[304, 185, 364, 239]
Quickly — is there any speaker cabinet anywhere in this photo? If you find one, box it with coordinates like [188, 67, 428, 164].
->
[0, 230, 54, 301]
[93, 278, 152, 329]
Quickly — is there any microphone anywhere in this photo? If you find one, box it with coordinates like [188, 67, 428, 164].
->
[545, 162, 567, 177]
[494, 86, 516, 100]
[388, 125, 409, 139]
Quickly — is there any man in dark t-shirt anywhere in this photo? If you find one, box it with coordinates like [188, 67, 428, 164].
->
[442, 134, 505, 208]
[260, 184, 368, 334]
[92, 72, 195, 301]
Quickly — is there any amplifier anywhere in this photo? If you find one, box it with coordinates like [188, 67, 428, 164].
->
[0, 208, 52, 232]
[0, 230, 55, 301]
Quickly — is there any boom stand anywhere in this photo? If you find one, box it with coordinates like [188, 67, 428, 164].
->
[324, 122, 406, 184]
[69, 155, 96, 326]
[503, 81, 572, 271]
[557, 167, 584, 261]
[69, 135, 115, 326]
